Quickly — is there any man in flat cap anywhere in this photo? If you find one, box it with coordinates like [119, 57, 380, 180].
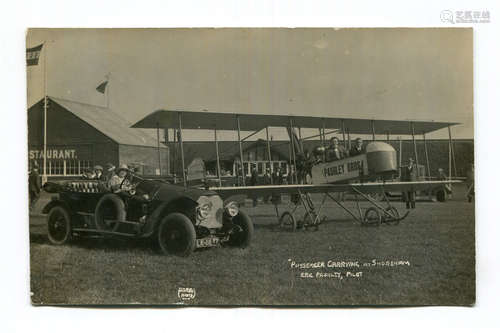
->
[94, 165, 104, 181]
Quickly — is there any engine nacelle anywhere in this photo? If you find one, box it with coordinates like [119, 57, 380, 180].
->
[365, 142, 398, 177]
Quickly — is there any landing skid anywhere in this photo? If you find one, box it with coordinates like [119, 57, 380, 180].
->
[274, 185, 411, 231]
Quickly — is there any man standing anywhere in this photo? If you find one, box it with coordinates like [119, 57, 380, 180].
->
[28, 163, 41, 211]
[466, 163, 474, 203]
[402, 157, 418, 209]
[349, 138, 364, 156]
[250, 164, 258, 206]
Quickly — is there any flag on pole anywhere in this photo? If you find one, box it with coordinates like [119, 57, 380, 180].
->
[96, 80, 108, 94]
[26, 44, 44, 66]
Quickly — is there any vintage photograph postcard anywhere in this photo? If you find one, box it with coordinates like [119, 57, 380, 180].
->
[27, 28, 474, 306]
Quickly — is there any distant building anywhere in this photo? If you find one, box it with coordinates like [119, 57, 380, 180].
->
[176, 139, 291, 178]
[178, 138, 474, 180]
[28, 96, 169, 178]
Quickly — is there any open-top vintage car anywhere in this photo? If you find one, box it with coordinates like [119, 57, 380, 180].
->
[42, 173, 253, 256]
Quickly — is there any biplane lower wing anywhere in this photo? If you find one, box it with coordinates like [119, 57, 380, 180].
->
[210, 180, 462, 200]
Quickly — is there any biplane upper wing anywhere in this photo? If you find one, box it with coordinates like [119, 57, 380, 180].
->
[210, 180, 462, 200]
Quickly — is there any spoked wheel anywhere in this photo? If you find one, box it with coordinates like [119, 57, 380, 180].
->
[157, 213, 196, 257]
[47, 206, 72, 245]
[302, 211, 319, 231]
[383, 206, 400, 226]
[279, 211, 297, 232]
[228, 211, 254, 248]
[363, 207, 382, 227]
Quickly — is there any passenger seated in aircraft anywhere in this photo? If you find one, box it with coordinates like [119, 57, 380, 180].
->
[326, 137, 348, 162]
[349, 138, 364, 156]
[312, 146, 325, 164]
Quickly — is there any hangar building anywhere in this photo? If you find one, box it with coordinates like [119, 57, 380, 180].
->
[28, 96, 169, 178]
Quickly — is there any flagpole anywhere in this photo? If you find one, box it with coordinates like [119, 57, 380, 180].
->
[42, 41, 48, 184]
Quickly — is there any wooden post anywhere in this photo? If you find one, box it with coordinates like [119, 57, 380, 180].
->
[448, 125, 457, 177]
[322, 119, 326, 161]
[289, 118, 297, 184]
[371, 120, 376, 141]
[398, 136, 402, 178]
[411, 122, 420, 178]
[214, 127, 222, 187]
[156, 123, 162, 176]
[423, 132, 431, 179]
[172, 128, 177, 181]
[347, 128, 351, 150]
[178, 112, 187, 187]
[236, 115, 245, 186]
[341, 119, 346, 149]
[266, 126, 273, 184]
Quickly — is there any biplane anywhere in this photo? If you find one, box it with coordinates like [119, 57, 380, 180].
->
[132, 110, 462, 231]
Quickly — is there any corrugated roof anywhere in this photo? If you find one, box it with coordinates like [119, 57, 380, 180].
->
[50, 96, 161, 147]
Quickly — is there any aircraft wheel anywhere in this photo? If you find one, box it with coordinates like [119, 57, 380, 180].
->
[279, 211, 297, 232]
[383, 206, 400, 226]
[436, 189, 447, 202]
[363, 207, 382, 227]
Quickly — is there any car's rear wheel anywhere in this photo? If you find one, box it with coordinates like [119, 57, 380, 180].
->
[157, 213, 196, 257]
[228, 211, 254, 248]
[47, 206, 72, 245]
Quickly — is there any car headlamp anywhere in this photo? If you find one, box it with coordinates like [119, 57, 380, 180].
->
[225, 201, 239, 217]
[197, 203, 212, 220]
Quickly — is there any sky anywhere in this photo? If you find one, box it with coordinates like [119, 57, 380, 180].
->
[26, 28, 473, 140]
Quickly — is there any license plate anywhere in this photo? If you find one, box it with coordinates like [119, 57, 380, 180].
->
[196, 236, 220, 248]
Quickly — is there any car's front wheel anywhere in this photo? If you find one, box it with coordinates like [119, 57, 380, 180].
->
[228, 211, 254, 248]
[47, 206, 72, 245]
[157, 213, 196, 257]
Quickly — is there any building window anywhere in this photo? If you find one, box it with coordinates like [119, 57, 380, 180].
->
[31, 159, 93, 176]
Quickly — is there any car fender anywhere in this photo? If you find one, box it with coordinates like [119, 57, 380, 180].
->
[42, 197, 71, 215]
[141, 196, 198, 238]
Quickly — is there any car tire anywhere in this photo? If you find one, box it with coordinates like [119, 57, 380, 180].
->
[157, 213, 196, 257]
[94, 194, 126, 232]
[47, 206, 72, 245]
[229, 210, 254, 248]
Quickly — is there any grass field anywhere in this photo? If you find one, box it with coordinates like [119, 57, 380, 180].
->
[29, 185, 475, 306]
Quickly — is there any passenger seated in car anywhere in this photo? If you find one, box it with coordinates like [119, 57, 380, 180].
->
[81, 168, 96, 179]
[109, 164, 132, 193]
[326, 137, 348, 162]
[94, 165, 104, 180]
